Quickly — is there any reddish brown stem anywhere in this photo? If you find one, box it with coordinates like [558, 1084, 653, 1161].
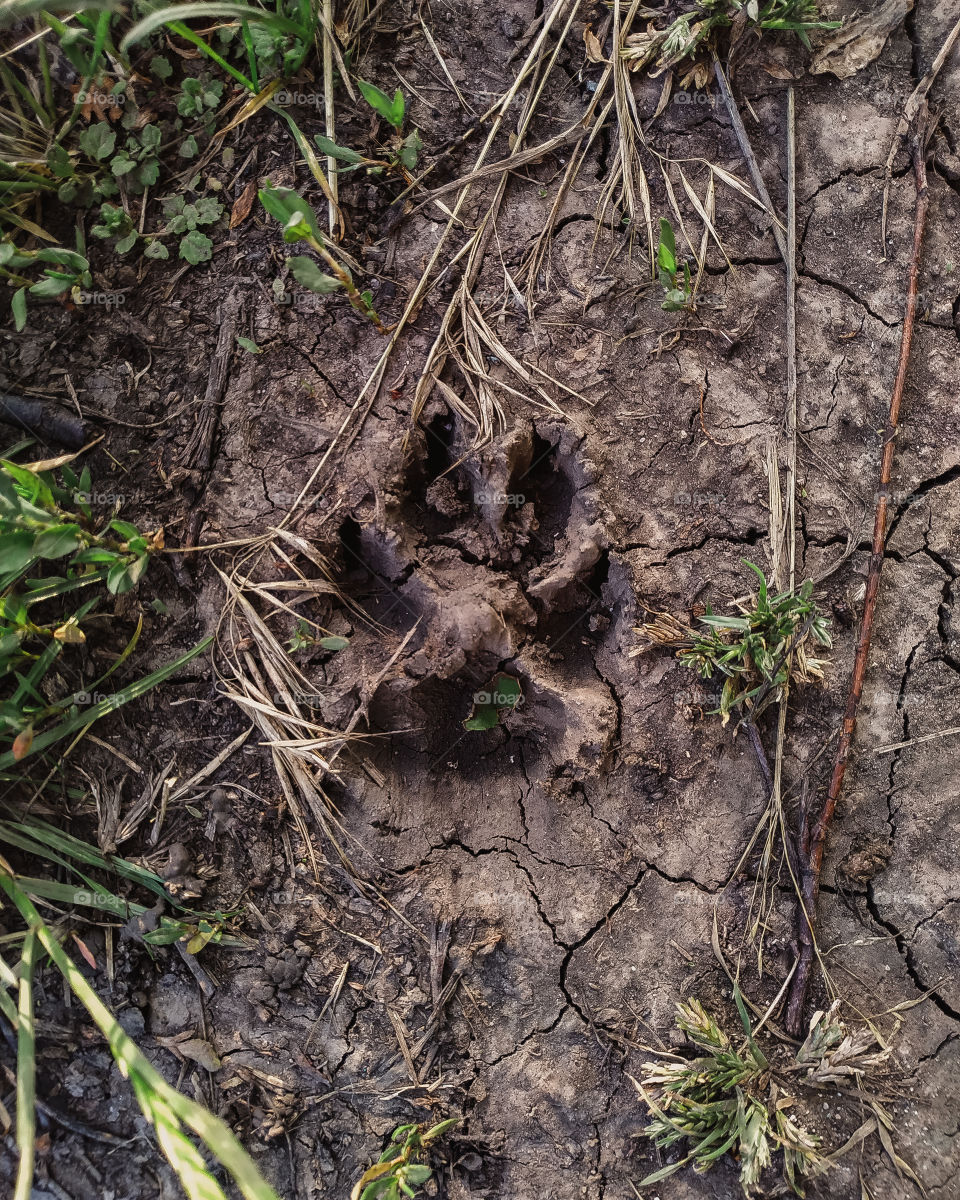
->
[784, 139, 930, 1037]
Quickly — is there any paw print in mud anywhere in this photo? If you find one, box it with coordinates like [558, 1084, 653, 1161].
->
[326, 406, 623, 768]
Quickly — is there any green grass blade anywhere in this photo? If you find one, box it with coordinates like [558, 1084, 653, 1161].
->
[36, 36, 54, 114]
[9, 873, 137, 916]
[0, 0, 112, 23]
[0, 819, 171, 903]
[0, 634, 213, 769]
[164, 19, 256, 90]
[132, 1073, 230, 1200]
[0, 825, 79, 877]
[240, 18, 259, 89]
[120, 3, 304, 52]
[11, 640, 61, 709]
[23, 567, 110, 606]
[87, 7, 113, 74]
[0, 872, 282, 1200]
[0, 949, 19, 991]
[77, 611, 143, 695]
[271, 105, 331, 191]
[13, 929, 37, 1200]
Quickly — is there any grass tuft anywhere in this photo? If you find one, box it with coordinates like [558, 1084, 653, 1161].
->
[638, 560, 831, 724]
[634, 989, 824, 1194]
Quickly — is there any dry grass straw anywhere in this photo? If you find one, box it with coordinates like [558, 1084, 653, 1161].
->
[213, 552, 364, 884]
[728, 86, 823, 996]
[410, 0, 585, 445]
[521, 3, 767, 326]
[406, 0, 767, 441]
[206, 523, 424, 943]
[256, 3, 593, 511]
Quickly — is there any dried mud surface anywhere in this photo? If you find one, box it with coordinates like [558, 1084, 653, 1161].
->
[3, 2, 960, 1198]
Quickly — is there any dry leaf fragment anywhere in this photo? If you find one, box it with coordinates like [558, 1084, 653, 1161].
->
[230, 180, 258, 228]
[583, 24, 605, 63]
[811, 0, 913, 79]
[762, 62, 796, 80]
[12, 728, 33, 761]
[74, 77, 123, 122]
[54, 618, 85, 643]
[157, 1032, 222, 1071]
[71, 933, 97, 970]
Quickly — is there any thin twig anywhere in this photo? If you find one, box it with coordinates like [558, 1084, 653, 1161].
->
[713, 56, 787, 264]
[744, 719, 773, 796]
[872, 724, 960, 755]
[322, 0, 339, 236]
[785, 132, 930, 1036]
[881, 11, 960, 253]
[764, 84, 799, 956]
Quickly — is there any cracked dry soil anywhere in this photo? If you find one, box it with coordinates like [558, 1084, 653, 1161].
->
[5, 1, 960, 1198]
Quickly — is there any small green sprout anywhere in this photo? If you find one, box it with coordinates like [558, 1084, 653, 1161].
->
[657, 218, 694, 312]
[258, 183, 384, 329]
[635, 989, 823, 1194]
[314, 84, 422, 178]
[286, 618, 349, 654]
[621, 1, 841, 73]
[1, 243, 92, 331]
[641, 561, 831, 724]
[352, 1119, 458, 1200]
[357, 79, 405, 130]
[463, 673, 523, 731]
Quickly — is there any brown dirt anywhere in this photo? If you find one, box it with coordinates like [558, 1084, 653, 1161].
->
[3, 1, 960, 1198]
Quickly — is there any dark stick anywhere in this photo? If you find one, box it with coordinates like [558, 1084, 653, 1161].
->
[744, 718, 773, 796]
[177, 292, 239, 548]
[784, 136, 930, 1037]
[713, 56, 787, 265]
[0, 393, 85, 449]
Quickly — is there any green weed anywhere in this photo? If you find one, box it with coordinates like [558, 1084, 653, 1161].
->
[0, 239, 91, 330]
[622, 0, 840, 77]
[286, 616, 349, 653]
[0, 442, 268, 1198]
[635, 992, 823, 1194]
[121, 0, 322, 92]
[657, 218, 694, 312]
[259, 181, 384, 327]
[640, 562, 831, 723]
[315, 80, 422, 179]
[352, 1119, 459, 1200]
[463, 673, 523, 732]
[2, 1, 388, 327]
[0, 454, 209, 765]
